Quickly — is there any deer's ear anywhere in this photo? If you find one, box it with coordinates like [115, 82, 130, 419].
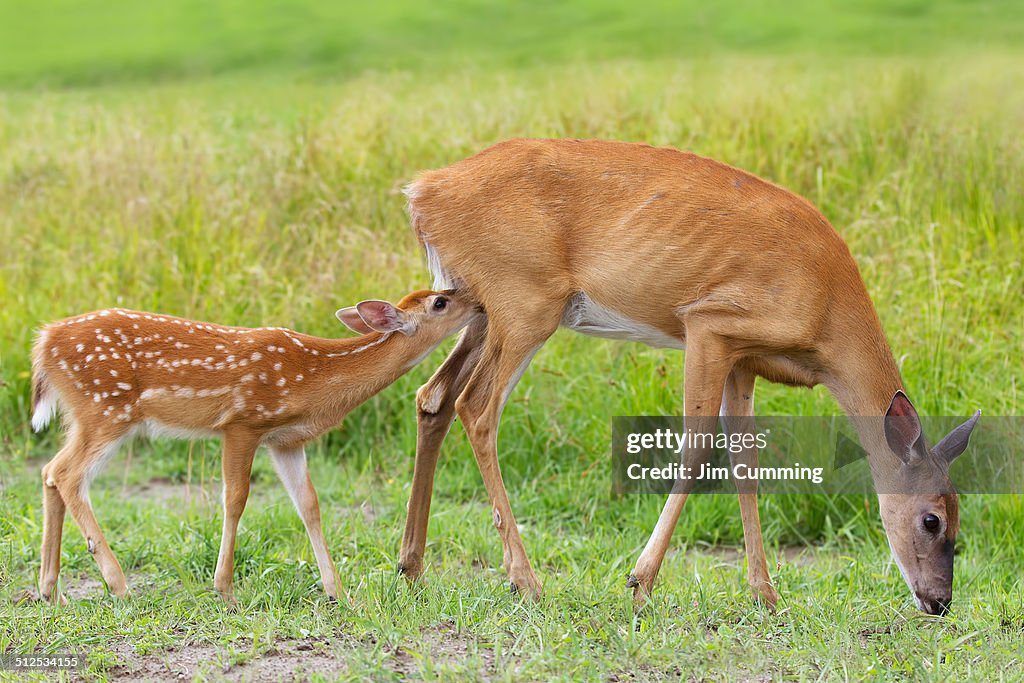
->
[885, 390, 924, 464]
[933, 410, 981, 466]
[355, 300, 409, 333]
[335, 307, 375, 334]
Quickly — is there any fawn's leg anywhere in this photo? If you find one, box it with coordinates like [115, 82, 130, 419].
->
[398, 316, 486, 580]
[39, 450, 70, 602]
[45, 426, 131, 598]
[720, 366, 777, 607]
[453, 306, 562, 599]
[213, 430, 260, 601]
[629, 327, 735, 606]
[269, 443, 340, 600]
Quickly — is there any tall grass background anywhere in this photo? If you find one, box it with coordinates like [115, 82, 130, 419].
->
[0, 4, 1022, 677]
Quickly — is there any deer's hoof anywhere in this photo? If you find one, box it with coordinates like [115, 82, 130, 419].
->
[397, 559, 423, 582]
[629, 574, 655, 610]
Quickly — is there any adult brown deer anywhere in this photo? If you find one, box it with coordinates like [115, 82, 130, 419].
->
[31, 290, 477, 604]
[396, 138, 979, 615]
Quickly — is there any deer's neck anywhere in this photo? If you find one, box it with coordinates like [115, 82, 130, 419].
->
[823, 297, 905, 471]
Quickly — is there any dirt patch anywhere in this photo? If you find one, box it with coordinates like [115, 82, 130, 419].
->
[7, 572, 126, 604]
[221, 639, 350, 682]
[101, 623, 494, 681]
[778, 545, 818, 567]
[687, 545, 743, 563]
[384, 621, 496, 677]
[611, 663, 771, 682]
[123, 477, 219, 508]
[108, 637, 350, 682]
[61, 572, 110, 601]
[108, 640, 222, 681]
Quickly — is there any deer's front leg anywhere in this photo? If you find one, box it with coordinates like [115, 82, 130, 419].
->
[721, 366, 777, 608]
[399, 317, 486, 581]
[629, 329, 735, 606]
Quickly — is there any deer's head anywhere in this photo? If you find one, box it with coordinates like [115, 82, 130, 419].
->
[877, 391, 980, 615]
[336, 289, 478, 341]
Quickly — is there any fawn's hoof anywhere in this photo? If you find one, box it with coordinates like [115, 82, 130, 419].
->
[752, 582, 779, 610]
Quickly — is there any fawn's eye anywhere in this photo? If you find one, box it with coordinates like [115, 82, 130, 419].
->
[432, 297, 448, 311]
[923, 514, 941, 533]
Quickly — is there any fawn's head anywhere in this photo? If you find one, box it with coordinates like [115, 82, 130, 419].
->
[877, 391, 980, 615]
[335, 289, 478, 341]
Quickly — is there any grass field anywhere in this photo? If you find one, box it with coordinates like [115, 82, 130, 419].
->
[1, 2, 1023, 681]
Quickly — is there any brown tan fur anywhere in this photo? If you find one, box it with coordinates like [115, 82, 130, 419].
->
[32, 290, 477, 603]
[397, 138, 976, 614]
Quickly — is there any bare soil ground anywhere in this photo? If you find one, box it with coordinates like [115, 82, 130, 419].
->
[103, 622, 496, 682]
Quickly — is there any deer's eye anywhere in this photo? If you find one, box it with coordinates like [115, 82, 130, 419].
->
[432, 297, 448, 311]
[923, 514, 941, 533]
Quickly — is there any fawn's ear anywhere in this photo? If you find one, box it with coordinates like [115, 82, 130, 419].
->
[335, 307, 375, 334]
[885, 390, 925, 464]
[354, 300, 410, 334]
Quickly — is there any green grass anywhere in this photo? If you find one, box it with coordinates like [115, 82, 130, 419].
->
[1, 0, 1022, 87]
[1, 1, 1023, 680]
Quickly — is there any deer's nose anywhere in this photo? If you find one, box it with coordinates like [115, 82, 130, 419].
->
[921, 596, 951, 615]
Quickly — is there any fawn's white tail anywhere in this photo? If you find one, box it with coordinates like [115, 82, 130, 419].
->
[31, 331, 58, 432]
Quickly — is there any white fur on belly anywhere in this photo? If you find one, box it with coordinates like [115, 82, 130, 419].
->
[561, 292, 685, 350]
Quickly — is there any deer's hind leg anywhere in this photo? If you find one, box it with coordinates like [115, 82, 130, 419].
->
[453, 302, 564, 599]
[42, 424, 133, 599]
[270, 443, 340, 600]
[39, 453, 68, 603]
[399, 315, 487, 581]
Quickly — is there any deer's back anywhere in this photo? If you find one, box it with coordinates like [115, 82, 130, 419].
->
[406, 139, 861, 348]
[34, 309, 322, 432]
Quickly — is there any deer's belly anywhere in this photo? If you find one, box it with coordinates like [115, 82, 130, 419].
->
[560, 292, 685, 350]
